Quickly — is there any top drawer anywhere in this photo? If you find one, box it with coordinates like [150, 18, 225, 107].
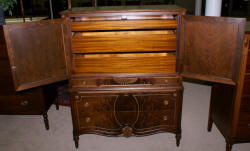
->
[70, 13, 178, 32]
[71, 19, 177, 31]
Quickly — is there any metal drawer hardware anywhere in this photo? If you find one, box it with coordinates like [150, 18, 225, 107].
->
[163, 116, 168, 121]
[11, 66, 16, 70]
[20, 100, 28, 106]
[173, 93, 177, 97]
[75, 95, 80, 99]
[164, 100, 169, 106]
[84, 102, 89, 107]
[121, 15, 127, 20]
[82, 80, 86, 85]
[165, 80, 168, 84]
[86, 117, 91, 123]
[248, 123, 250, 128]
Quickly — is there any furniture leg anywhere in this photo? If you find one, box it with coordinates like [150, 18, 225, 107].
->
[226, 142, 233, 151]
[175, 128, 181, 147]
[55, 98, 59, 110]
[73, 131, 79, 148]
[43, 112, 49, 130]
[207, 115, 213, 132]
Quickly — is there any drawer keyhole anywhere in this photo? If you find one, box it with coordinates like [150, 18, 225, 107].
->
[20, 100, 28, 106]
[163, 116, 168, 121]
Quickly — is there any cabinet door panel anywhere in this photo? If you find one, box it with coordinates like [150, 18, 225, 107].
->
[177, 15, 245, 85]
[4, 19, 70, 91]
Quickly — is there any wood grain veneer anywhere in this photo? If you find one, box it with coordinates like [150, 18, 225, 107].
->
[72, 53, 176, 74]
[71, 19, 177, 31]
[72, 30, 176, 53]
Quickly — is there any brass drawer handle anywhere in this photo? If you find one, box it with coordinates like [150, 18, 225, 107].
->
[163, 116, 168, 121]
[165, 80, 168, 84]
[248, 123, 250, 128]
[84, 102, 89, 107]
[75, 95, 80, 99]
[20, 100, 28, 106]
[164, 100, 169, 106]
[86, 117, 91, 123]
[173, 93, 177, 97]
[82, 80, 86, 85]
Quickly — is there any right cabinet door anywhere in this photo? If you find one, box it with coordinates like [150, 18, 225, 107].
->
[177, 15, 246, 85]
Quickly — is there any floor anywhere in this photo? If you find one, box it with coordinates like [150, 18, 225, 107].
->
[0, 82, 250, 151]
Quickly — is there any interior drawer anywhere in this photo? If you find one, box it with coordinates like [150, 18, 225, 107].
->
[72, 53, 176, 74]
[72, 30, 176, 53]
[71, 76, 180, 88]
[71, 19, 177, 31]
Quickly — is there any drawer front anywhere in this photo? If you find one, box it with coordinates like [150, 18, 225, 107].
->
[236, 111, 250, 138]
[0, 91, 43, 114]
[71, 13, 177, 22]
[74, 95, 118, 112]
[242, 75, 250, 95]
[133, 93, 177, 111]
[72, 53, 176, 74]
[240, 97, 250, 112]
[72, 30, 176, 53]
[71, 76, 180, 88]
[71, 19, 177, 31]
[135, 111, 175, 129]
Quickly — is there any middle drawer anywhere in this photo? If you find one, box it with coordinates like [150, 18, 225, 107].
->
[73, 93, 177, 112]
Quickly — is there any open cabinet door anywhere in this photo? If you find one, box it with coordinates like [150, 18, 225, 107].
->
[177, 15, 246, 85]
[3, 19, 71, 91]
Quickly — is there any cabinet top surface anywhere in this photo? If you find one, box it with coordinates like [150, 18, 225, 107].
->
[61, 5, 186, 15]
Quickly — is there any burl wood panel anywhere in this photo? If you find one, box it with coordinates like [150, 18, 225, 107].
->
[72, 30, 176, 53]
[71, 19, 177, 31]
[72, 53, 176, 74]
[177, 15, 246, 85]
[3, 19, 70, 91]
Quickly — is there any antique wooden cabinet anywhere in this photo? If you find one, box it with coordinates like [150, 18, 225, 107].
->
[0, 5, 248, 151]
[60, 5, 248, 150]
[0, 19, 71, 129]
[207, 33, 250, 151]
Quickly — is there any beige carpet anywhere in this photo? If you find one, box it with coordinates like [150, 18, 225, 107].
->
[0, 82, 250, 151]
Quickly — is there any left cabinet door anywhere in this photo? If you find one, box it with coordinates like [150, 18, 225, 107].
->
[3, 19, 71, 91]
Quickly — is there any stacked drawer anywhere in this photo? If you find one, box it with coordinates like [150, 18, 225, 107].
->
[71, 90, 181, 136]
[66, 8, 185, 145]
[237, 34, 250, 139]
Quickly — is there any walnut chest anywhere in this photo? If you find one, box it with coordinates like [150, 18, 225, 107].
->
[0, 5, 248, 151]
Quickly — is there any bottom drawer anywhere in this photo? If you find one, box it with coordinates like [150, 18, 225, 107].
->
[76, 110, 175, 131]
[0, 91, 44, 114]
[236, 111, 250, 139]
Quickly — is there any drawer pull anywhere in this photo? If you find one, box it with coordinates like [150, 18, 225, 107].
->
[165, 80, 168, 84]
[84, 102, 89, 107]
[164, 100, 169, 106]
[173, 93, 177, 97]
[248, 123, 250, 128]
[86, 117, 91, 123]
[20, 100, 28, 106]
[121, 15, 127, 20]
[75, 95, 80, 99]
[82, 80, 86, 85]
[163, 116, 168, 121]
